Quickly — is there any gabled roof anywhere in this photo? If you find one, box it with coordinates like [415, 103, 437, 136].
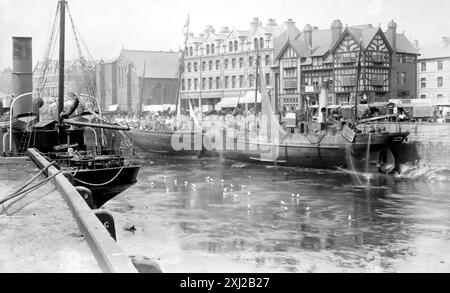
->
[419, 43, 450, 59]
[385, 31, 420, 55]
[119, 49, 179, 79]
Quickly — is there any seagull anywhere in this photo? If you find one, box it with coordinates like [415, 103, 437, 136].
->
[184, 181, 188, 186]
[230, 184, 234, 188]
[280, 200, 286, 205]
[291, 193, 295, 197]
[221, 179, 225, 182]
[296, 194, 300, 198]
[247, 191, 251, 196]
[306, 206, 310, 212]
[284, 206, 288, 211]
[233, 194, 238, 198]
[247, 204, 251, 210]
[224, 188, 228, 193]
[348, 214, 352, 221]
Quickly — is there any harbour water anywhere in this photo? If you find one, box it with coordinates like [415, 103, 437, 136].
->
[106, 154, 450, 273]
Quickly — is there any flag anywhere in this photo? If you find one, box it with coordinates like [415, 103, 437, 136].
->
[182, 14, 190, 35]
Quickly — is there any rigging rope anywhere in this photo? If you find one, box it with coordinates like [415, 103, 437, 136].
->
[71, 166, 125, 187]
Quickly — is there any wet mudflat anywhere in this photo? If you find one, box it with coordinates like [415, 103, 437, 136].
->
[106, 154, 450, 273]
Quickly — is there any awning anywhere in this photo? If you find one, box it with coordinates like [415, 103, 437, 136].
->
[215, 92, 262, 109]
[107, 104, 118, 112]
[142, 104, 175, 112]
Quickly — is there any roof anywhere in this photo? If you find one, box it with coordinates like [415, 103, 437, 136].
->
[119, 49, 179, 79]
[418, 43, 450, 60]
[385, 31, 420, 55]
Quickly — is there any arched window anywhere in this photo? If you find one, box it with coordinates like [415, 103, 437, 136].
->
[229, 41, 233, 52]
[206, 44, 210, 55]
[254, 38, 258, 50]
[211, 44, 215, 54]
[189, 46, 193, 56]
[259, 37, 264, 49]
[234, 40, 238, 51]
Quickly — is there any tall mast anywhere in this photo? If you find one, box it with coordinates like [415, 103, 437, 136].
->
[175, 14, 190, 118]
[354, 39, 363, 122]
[138, 59, 146, 119]
[58, 0, 66, 124]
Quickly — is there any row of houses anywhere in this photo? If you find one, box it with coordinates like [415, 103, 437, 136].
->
[7, 17, 449, 113]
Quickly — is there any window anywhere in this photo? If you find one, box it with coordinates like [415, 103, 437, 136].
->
[211, 44, 215, 54]
[189, 47, 193, 56]
[401, 72, 406, 86]
[209, 77, 213, 89]
[420, 94, 426, 99]
[188, 79, 192, 90]
[421, 62, 426, 72]
[234, 41, 238, 52]
[259, 37, 264, 49]
[187, 63, 191, 73]
[215, 77, 220, 89]
[421, 78, 426, 88]
[209, 61, 213, 71]
[232, 58, 236, 69]
[229, 41, 233, 52]
[194, 62, 198, 72]
[206, 45, 210, 55]
[202, 78, 206, 90]
[239, 75, 244, 88]
[202, 61, 206, 71]
[216, 60, 220, 70]
[182, 79, 185, 91]
[265, 73, 270, 86]
[185, 47, 189, 56]
[194, 78, 198, 90]
[249, 74, 255, 87]
[239, 57, 244, 68]
[225, 76, 229, 88]
[438, 76, 443, 87]
[283, 68, 297, 78]
[232, 76, 236, 88]
[265, 55, 270, 66]
[225, 59, 229, 69]
[438, 60, 443, 70]
[254, 38, 258, 50]
[249, 56, 254, 67]
[396, 72, 400, 85]
[438, 94, 443, 98]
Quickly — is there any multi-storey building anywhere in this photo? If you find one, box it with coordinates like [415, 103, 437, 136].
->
[96, 48, 179, 112]
[273, 20, 419, 110]
[33, 59, 97, 97]
[181, 18, 286, 111]
[417, 37, 450, 99]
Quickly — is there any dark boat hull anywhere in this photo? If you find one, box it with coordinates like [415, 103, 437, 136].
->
[208, 130, 394, 173]
[70, 165, 140, 208]
[124, 128, 202, 156]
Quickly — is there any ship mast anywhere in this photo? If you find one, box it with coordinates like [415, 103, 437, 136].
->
[58, 0, 66, 124]
[354, 38, 363, 122]
[175, 14, 190, 119]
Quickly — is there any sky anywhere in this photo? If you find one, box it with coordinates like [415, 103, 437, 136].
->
[1, 0, 450, 70]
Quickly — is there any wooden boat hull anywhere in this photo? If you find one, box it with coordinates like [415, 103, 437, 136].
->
[124, 128, 202, 156]
[207, 129, 396, 173]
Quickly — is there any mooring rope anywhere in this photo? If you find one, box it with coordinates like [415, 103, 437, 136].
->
[72, 166, 125, 187]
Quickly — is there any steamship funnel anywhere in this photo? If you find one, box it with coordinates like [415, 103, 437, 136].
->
[12, 37, 33, 118]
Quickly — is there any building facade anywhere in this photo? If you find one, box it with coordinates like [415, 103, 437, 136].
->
[181, 18, 287, 111]
[274, 20, 419, 111]
[417, 37, 450, 99]
[96, 49, 179, 112]
[33, 59, 96, 97]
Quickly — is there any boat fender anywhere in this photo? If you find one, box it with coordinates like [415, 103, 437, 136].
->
[94, 210, 116, 241]
[75, 186, 95, 209]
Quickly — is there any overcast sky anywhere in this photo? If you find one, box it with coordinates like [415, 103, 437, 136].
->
[1, 0, 450, 69]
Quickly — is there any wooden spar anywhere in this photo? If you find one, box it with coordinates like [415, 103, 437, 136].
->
[58, 0, 66, 124]
[354, 38, 363, 122]
[63, 119, 130, 131]
[137, 58, 146, 123]
[175, 14, 190, 120]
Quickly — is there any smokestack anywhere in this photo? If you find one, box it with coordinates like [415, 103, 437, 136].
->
[12, 37, 33, 118]
[266, 18, 277, 27]
[284, 19, 296, 40]
[331, 19, 343, 46]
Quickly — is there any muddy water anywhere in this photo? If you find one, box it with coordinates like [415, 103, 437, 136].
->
[106, 154, 450, 273]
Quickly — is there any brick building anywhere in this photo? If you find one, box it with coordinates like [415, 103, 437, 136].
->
[96, 48, 179, 112]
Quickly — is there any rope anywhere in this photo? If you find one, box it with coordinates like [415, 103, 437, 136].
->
[72, 166, 124, 187]
[0, 170, 62, 206]
[304, 133, 326, 145]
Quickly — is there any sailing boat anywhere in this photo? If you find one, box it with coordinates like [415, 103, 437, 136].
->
[210, 43, 409, 174]
[123, 15, 203, 156]
[0, 0, 140, 207]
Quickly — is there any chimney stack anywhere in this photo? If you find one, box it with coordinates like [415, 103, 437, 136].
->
[285, 19, 296, 40]
[331, 19, 343, 46]
[442, 37, 450, 47]
[250, 17, 260, 33]
[413, 39, 419, 49]
[219, 26, 230, 34]
[204, 25, 215, 36]
[388, 20, 397, 53]
[266, 18, 277, 27]
[303, 24, 313, 48]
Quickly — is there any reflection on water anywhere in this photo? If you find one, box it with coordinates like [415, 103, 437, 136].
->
[106, 154, 450, 273]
